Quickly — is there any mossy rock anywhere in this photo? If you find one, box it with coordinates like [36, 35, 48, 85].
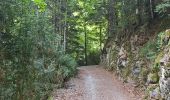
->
[149, 87, 161, 100]
[140, 67, 149, 82]
[147, 73, 159, 84]
[122, 67, 131, 78]
[145, 84, 159, 100]
[165, 29, 170, 36]
[47, 96, 54, 100]
[165, 62, 170, 68]
[154, 51, 164, 67]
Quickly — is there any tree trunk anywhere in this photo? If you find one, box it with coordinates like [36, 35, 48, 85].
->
[100, 24, 102, 51]
[136, 0, 141, 26]
[150, 0, 154, 19]
[107, 0, 115, 38]
[63, 0, 67, 52]
[84, 24, 87, 65]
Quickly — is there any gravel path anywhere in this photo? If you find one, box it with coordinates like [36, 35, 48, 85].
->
[53, 65, 144, 100]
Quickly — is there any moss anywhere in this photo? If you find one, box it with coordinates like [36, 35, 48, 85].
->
[140, 67, 149, 82]
[165, 62, 170, 68]
[148, 72, 159, 83]
[145, 84, 160, 99]
[122, 66, 131, 81]
[157, 30, 170, 48]
[154, 51, 164, 68]
[119, 50, 132, 80]
[139, 39, 157, 60]
[124, 41, 131, 53]
[107, 47, 118, 71]
[165, 30, 170, 36]
[147, 84, 159, 92]
[160, 17, 170, 30]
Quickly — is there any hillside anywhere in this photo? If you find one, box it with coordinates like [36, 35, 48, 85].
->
[101, 18, 170, 99]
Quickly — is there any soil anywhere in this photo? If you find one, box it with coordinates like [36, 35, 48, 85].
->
[53, 65, 145, 100]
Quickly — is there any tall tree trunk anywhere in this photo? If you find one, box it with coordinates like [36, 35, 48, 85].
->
[107, 0, 115, 38]
[63, 0, 67, 52]
[84, 24, 87, 65]
[150, 0, 154, 19]
[136, 0, 141, 26]
[100, 24, 102, 51]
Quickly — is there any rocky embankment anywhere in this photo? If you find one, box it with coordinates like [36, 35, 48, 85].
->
[100, 29, 170, 99]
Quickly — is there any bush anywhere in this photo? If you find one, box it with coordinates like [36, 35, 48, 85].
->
[0, 1, 77, 99]
[139, 40, 157, 61]
[87, 50, 100, 65]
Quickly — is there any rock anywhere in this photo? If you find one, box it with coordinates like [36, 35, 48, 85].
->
[163, 36, 170, 45]
[165, 29, 170, 34]
[147, 73, 159, 84]
[159, 78, 170, 99]
[117, 46, 128, 70]
[132, 66, 141, 77]
[160, 54, 170, 66]
[118, 46, 127, 60]
[168, 96, 170, 100]
[116, 46, 129, 78]
[159, 66, 170, 100]
[149, 87, 161, 100]
[132, 61, 143, 77]
[158, 47, 170, 100]
[160, 66, 170, 79]
[117, 59, 127, 69]
[163, 29, 170, 45]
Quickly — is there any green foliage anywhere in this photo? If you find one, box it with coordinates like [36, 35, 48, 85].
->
[139, 40, 157, 61]
[140, 30, 170, 69]
[157, 31, 170, 50]
[154, 30, 170, 69]
[87, 50, 100, 65]
[58, 55, 77, 78]
[1, 0, 169, 99]
[148, 72, 159, 83]
[0, 0, 77, 99]
[157, 32, 165, 50]
[156, 0, 170, 16]
[66, 0, 107, 65]
[139, 30, 170, 74]
[32, 0, 47, 12]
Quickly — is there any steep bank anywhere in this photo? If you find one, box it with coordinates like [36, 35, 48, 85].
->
[100, 19, 170, 99]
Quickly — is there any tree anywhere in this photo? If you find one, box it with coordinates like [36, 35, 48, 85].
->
[0, 0, 77, 99]
[156, 0, 170, 17]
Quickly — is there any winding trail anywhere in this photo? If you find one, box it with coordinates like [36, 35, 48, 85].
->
[53, 65, 144, 100]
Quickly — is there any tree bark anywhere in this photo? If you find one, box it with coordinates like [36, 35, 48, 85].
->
[107, 0, 115, 38]
[100, 24, 102, 51]
[63, 0, 67, 53]
[150, 0, 154, 19]
[84, 24, 87, 65]
[136, 0, 141, 26]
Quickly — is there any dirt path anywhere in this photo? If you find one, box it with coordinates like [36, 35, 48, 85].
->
[53, 65, 144, 100]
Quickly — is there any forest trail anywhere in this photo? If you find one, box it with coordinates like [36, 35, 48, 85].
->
[53, 65, 144, 100]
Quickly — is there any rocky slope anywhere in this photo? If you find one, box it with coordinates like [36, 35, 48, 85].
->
[100, 29, 170, 99]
